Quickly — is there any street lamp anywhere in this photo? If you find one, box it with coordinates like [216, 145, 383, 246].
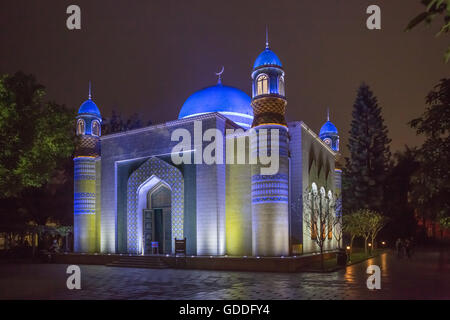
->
[346, 245, 351, 263]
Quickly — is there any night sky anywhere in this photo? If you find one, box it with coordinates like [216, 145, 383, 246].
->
[0, 0, 448, 156]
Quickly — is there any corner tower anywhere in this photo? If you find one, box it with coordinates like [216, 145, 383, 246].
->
[319, 109, 342, 240]
[74, 83, 101, 253]
[251, 30, 289, 256]
[319, 109, 339, 152]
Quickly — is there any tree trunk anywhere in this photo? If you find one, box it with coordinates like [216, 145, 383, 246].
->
[364, 237, 368, 255]
[370, 235, 375, 254]
[320, 246, 324, 270]
[349, 235, 355, 261]
[350, 235, 355, 255]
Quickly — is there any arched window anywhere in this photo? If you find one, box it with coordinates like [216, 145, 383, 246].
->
[278, 76, 285, 96]
[327, 190, 333, 240]
[256, 74, 269, 96]
[311, 182, 318, 195]
[310, 182, 319, 240]
[77, 119, 85, 135]
[92, 120, 100, 136]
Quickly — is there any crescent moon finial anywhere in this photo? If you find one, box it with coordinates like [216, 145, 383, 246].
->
[215, 66, 224, 84]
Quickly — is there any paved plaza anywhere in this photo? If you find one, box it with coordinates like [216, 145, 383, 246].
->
[0, 249, 448, 299]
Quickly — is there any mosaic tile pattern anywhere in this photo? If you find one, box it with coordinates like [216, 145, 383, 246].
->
[74, 158, 97, 215]
[127, 157, 184, 254]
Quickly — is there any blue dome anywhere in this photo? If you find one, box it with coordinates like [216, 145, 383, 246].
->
[78, 98, 101, 117]
[253, 48, 282, 69]
[319, 121, 338, 136]
[179, 83, 253, 129]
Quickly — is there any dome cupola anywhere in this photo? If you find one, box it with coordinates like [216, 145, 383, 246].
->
[250, 28, 287, 127]
[319, 109, 339, 152]
[178, 69, 253, 129]
[76, 82, 102, 138]
[251, 28, 285, 100]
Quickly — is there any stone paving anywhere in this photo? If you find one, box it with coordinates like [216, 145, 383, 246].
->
[0, 249, 448, 299]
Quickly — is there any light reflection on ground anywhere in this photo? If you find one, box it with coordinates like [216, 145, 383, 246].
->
[0, 249, 448, 299]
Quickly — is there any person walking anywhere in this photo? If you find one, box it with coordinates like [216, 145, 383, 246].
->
[396, 238, 403, 258]
[405, 238, 412, 259]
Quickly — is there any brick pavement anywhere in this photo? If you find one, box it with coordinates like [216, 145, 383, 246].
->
[0, 249, 448, 300]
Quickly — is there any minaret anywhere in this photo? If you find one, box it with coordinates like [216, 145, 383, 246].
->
[250, 30, 289, 256]
[74, 82, 101, 253]
[319, 109, 342, 245]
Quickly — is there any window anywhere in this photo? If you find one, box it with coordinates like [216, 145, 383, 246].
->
[256, 74, 269, 96]
[77, 119, 85, 135]
[92, 120, 100, 136]
[278, 76, 285, 96]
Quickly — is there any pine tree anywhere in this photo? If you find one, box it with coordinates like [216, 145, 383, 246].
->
[343, 83, 391, 212]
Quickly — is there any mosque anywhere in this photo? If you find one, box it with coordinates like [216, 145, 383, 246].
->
[73, 35, 342, 256]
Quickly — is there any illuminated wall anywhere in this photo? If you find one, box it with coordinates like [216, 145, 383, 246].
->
[225, 133, 252, 256]
[195, 117, 227, 256]
[300, 123, 338, 254]
[251, 125, 290, 256]
[74, 157, 98, 252]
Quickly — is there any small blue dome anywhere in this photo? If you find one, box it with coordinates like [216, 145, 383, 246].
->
[253, 48, 282, 69]
[179, 83, 253, 128]
[319, 121, 338, 136]
[78, 98, 101, 117]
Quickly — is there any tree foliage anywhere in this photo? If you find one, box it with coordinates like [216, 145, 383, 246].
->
[0, 72, 75, 198]
[343, 83, 391, 212]
[382, 147, 420, 240]
[409, 78, 450, 231]
[101, 110, 152, 135]
[406, 0, 450, 62]
[344, 209, 387, 255]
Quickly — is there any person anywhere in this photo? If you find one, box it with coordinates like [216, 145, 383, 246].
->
[395, 238, 403, 258]
[49, 239, 60, 254]
[405, 238, 412, 259]
[409, 237, 415, 257]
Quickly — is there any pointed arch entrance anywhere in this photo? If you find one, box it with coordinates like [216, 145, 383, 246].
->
[127, 157, 184, 254]
[143, 183, 172, 254]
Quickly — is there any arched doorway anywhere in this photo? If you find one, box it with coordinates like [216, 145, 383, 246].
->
[143, 184, 172, 254]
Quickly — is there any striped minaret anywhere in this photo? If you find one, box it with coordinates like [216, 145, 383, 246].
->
[74, 83, 101, 253]
[250, 31, 290, 256]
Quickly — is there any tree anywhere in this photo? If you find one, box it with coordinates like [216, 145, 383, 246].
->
[358, 210, 372, 255]
[0, 72, 75, 198]
[343, 212, 363, 257]
[303, 185, 335, 270]
[0, 72, 75, 255]
[409, 79, 450, 239]
[382, 147, 419, 241]
[343, 83, 391, 212]
[101, 110, 152, 135]
[367, 211, 388, 253]
[331, 214, 344, 249]
[406, 0, 450, 62]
